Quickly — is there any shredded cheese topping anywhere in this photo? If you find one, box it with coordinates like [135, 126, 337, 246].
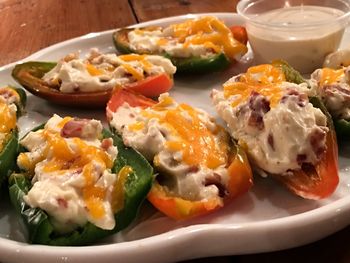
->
[130, 16, 247, 60]
[43, 50, 176, 93]
[170, 16, 247, 59]
[0, 102, 16, 134]
[0, 86, 18, 152]
[223, 64, 285, 108]
[311, 66, 350, 119]
[129, 96, 228, 169]
[18, 115, 125, 232]
[212, 64, 329, 175]
[319, 67, 345, 85]
[109, 93, 232, 202]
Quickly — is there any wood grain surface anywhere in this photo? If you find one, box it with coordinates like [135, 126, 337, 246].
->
[0, 1, 349, 263]
[131, 0, 239, 22]
[0, 0, 136, 66]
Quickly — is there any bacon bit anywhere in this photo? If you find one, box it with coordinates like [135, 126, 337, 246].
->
[101, 138, 113, 151]
[280, 88, 308, 107]
[309, 128, 327, 159]
[61, 118, 89, 138]
[296, 154, 307, 165]
[0, 88, 13, 100]
[124, 72, 133, 77]
[72, 167, 83, 175]
[61, 157, 81, 170]
[248, 112, 264, 130]
[129, 113, 135, 118]
[323, 84, 350, 99]
[61, 160, 74, 170]
[247, 91, 270, 130]
[267, 133, 275, 151]
[249, 91, 270, 113]
[57, 198, 68, 209]
[204, 173, 227, 197]
[187, 165, 199, 174]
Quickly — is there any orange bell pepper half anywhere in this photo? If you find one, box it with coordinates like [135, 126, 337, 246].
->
[107, 88, 253, 220]
[148, 145, 253, 220]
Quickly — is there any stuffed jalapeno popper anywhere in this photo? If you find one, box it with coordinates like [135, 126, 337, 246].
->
[211, 62, 339, 199]
[106, 89, 253, 220]
[113, 16, 248, 74]
[0, 85, 26, 188]
[9, 114, 153, 245]
[12, 49, 176, 107]
[311, 66, 350, 137]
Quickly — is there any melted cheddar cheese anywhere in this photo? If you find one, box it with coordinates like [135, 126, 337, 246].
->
[126, 96, 228, 169]
[20, 115, 122, 233]
[311, 66, 350, 119]
[212, 64, 329, 175]
[128, 16, 247, 60]
[170, 16, 247, 59]
[160, 103, 228, 169]
[0, 102, 16, 134]
[127, 105, 228, 168]
[240, 64, 286, 85]
[118, 54, 156, 80]
[43, 49, 176, 93]
[223, 64, 285, 108]
[112, 166, 132, 212]
[319, 68, 345, 85]
[86, 63, 104, 76]
[0, 86, 18, 152]
[109, 93, 231, 202]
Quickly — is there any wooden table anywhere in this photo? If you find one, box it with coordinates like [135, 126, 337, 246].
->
[0, 0, 239, 66]
[1, 0, 350, 262]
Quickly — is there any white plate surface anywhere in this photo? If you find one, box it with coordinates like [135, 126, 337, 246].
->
[1, 13, 350, 263]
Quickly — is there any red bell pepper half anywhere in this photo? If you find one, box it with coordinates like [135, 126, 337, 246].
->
[124, 73, 173, 98]
[230, 26, 248, 45]
[277, 129, 339, 199]
[276, 97, 339, 200]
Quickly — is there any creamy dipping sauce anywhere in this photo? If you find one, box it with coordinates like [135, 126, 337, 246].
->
[247, 6, 345, 73]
